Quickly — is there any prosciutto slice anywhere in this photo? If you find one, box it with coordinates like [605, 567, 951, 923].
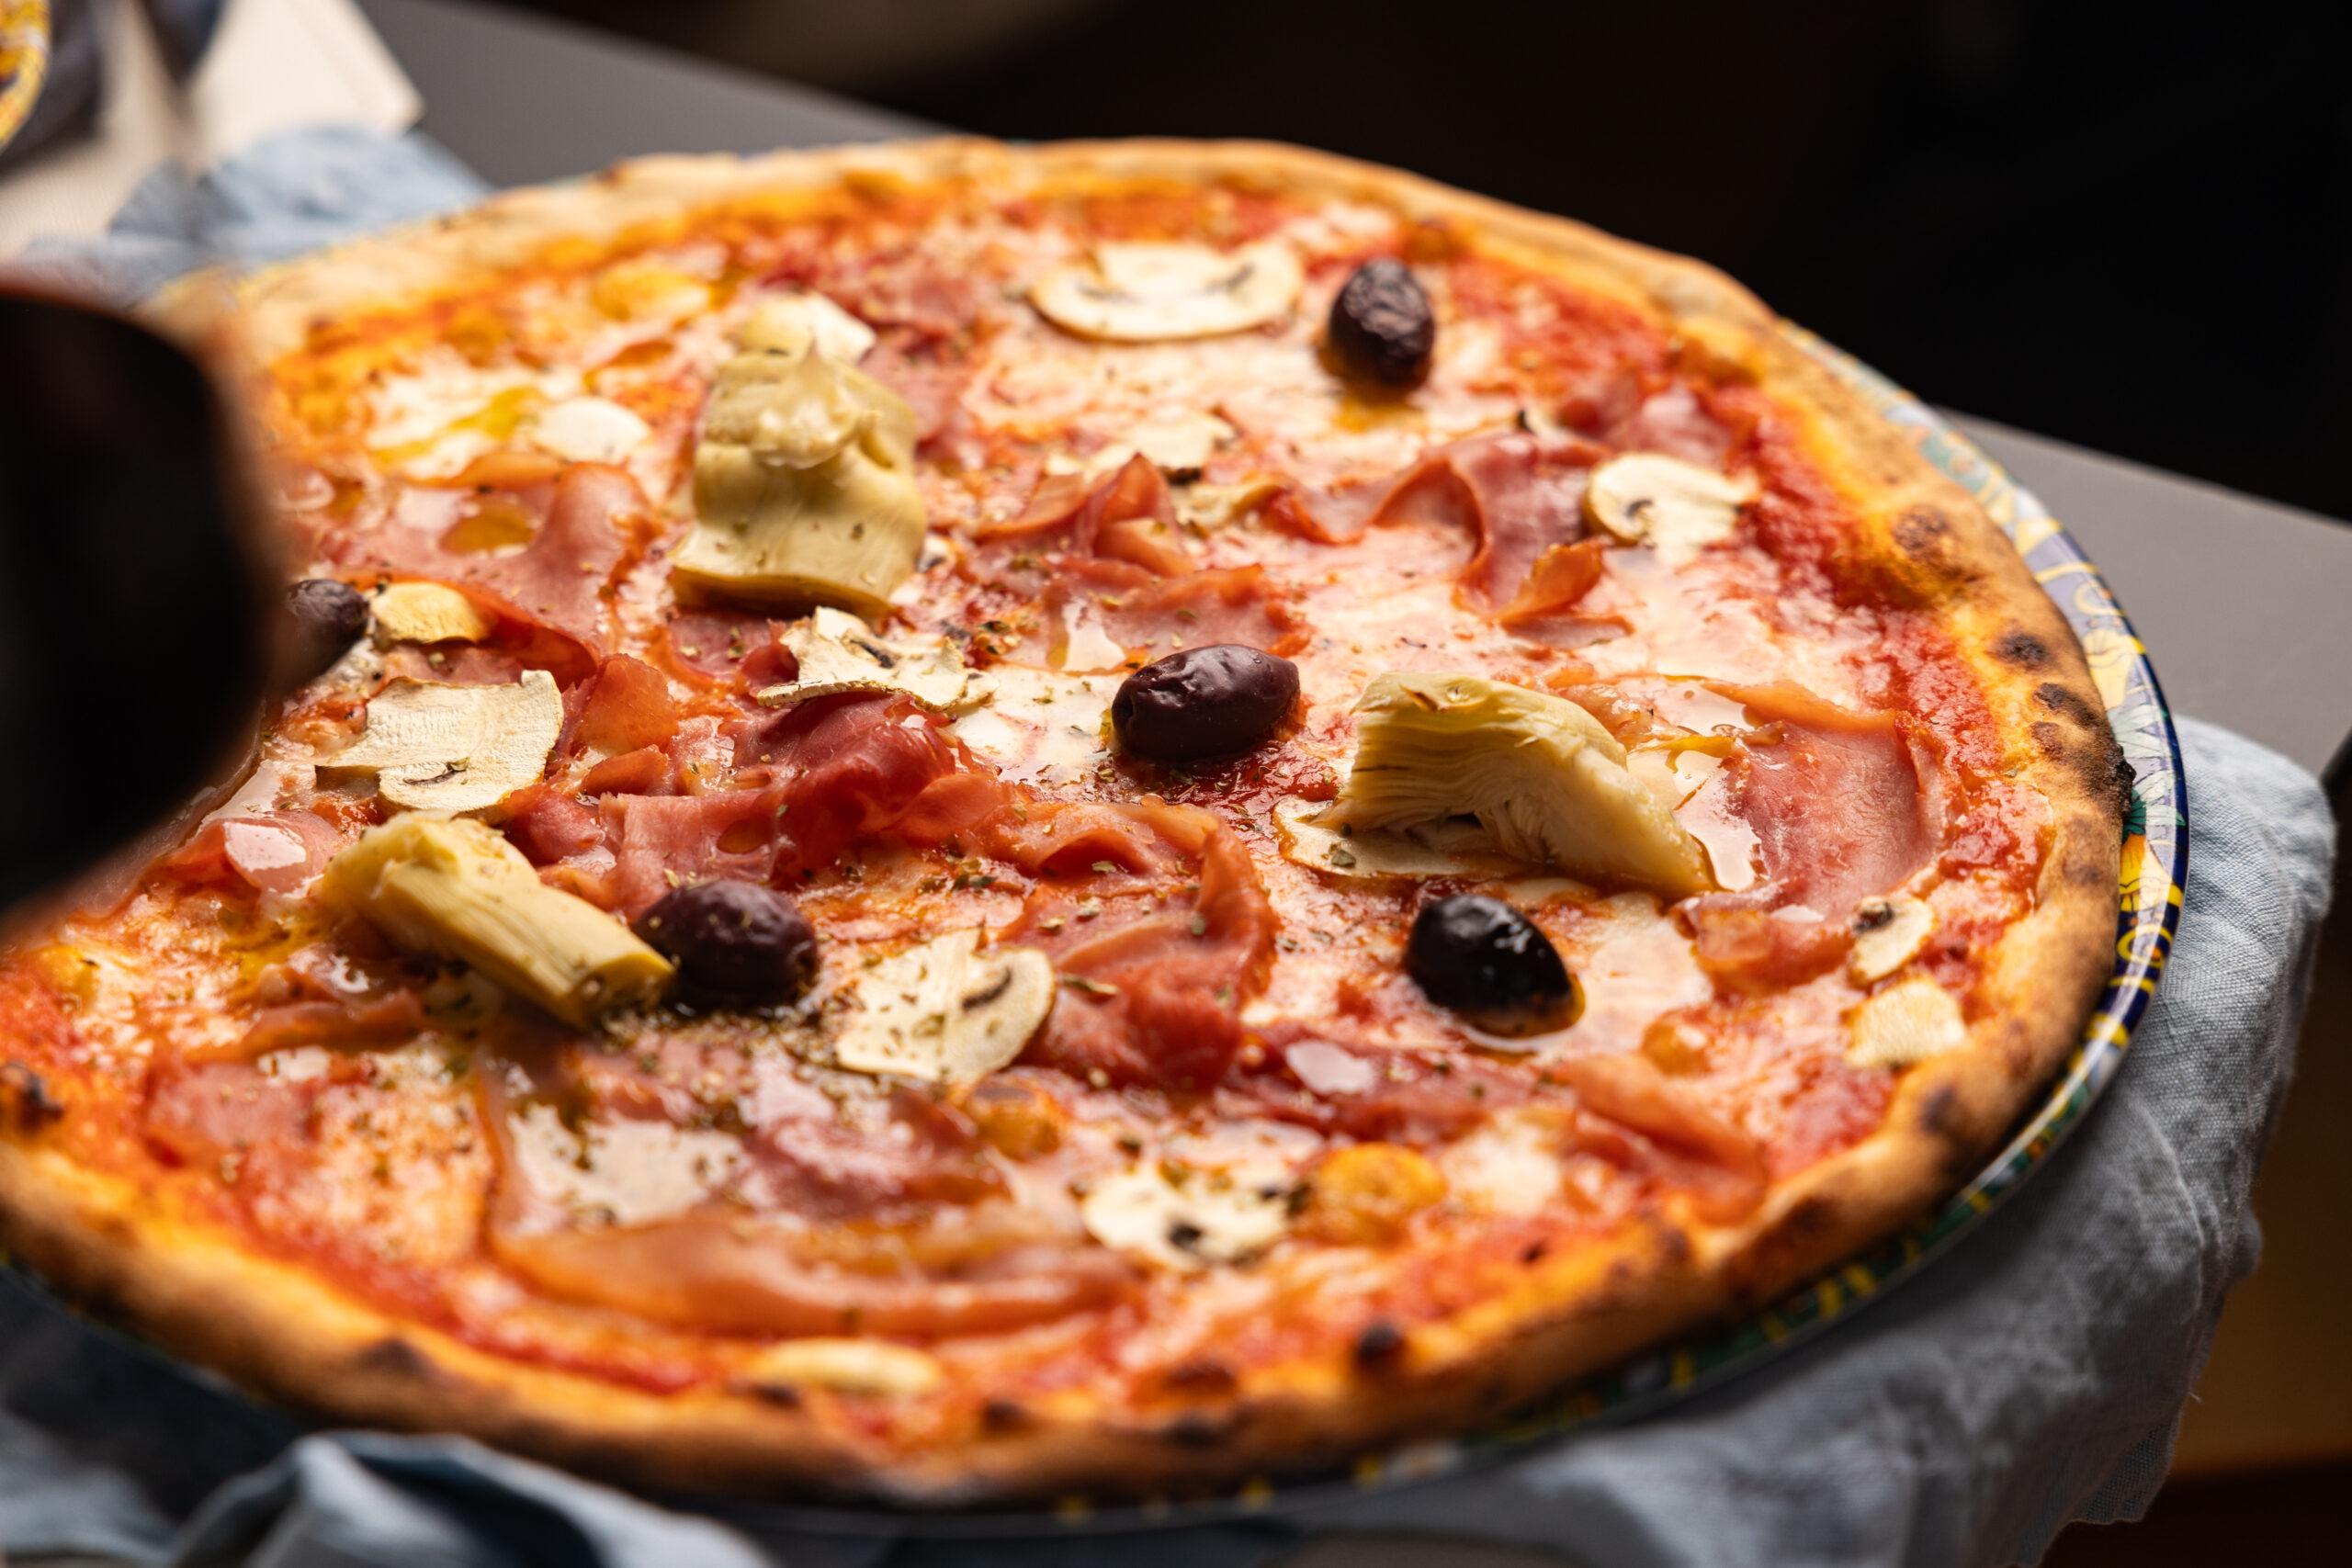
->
[1266, 431, 1609, 616]
[992, 798, 1277, 1090]
[975, 456, 1193, 577]
[336, 462, 650, 654]
[484, 1036, 1127, 1336]
[1690, 696, 1938, 986]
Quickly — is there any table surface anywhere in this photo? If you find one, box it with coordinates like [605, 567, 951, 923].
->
[352, 0, 2352, 784]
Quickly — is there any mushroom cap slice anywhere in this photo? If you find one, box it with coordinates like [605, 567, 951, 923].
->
[370, 581, 492, 645]
[752, 289, 877, 365]
[324, 815, 673, 1029]
[742, 1338, 944, 1397]
[831, 929, 1057, 1087]
[1336, 672, 1715, 897]
[1078, 1164, 1295, 1271]
[1585, 452, 1758, 570]
[673, 300, 927, 621]
[323, 670, 563, 814]
[753, 606, 991, 715]
[1849, 894, 1937, 984]
[1032, 243, 1304, 342]
[1846, 975, 1968, 1070]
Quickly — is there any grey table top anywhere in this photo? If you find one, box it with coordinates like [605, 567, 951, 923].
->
[356, 0, 2352, 783]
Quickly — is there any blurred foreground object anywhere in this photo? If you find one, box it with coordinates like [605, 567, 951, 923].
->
[0, 289, 270, 913]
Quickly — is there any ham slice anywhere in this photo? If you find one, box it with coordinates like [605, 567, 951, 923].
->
[993, 798, 1277, 1090]
[976, 456, 1193, 577]
[485, 1034, 1127, 1336]
[1690, 695, 1938, 986]
[1369, 430, 1607, 610]
[154, 811, 345, 896]
[339, 462, 650, 656]
[1265, 431, 1609, 618]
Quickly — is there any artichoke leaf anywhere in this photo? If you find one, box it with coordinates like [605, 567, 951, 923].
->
[673, 299, 927, 620]
[1336, 672, 1715, 897]
[324, 815, 672, 1028]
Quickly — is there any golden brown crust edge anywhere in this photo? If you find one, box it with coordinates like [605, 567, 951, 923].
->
[28, 137, 2126, 1504]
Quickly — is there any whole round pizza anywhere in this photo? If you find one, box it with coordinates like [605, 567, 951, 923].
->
[0, 140, 2129, 1502]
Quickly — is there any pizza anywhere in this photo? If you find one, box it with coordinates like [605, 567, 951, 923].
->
[0, 140, 2129, 1503]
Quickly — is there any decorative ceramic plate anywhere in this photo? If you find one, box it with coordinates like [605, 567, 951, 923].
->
[695, 325, 2188, 1540]
[0, 0, 50, 155]
[0, 319, 2183, 1539]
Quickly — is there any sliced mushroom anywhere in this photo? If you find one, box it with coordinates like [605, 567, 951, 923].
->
[1846, 976, 1968, 1070]
[371, 581, 492, 646]
[831, 929, 1056, 1086]
[324, 815, 673, 1029]
[323, 671, 562, 813]
[741, 1337, 944, 1397]
[1334, 672, 1714, 897]
[1032, 243, 1303, 343]
[1585, 452, 1758, 570]
[752, 289, 877, 365]
[530, 396, 651, 464]
[673, 300, 927, 621]
[1078, 1163, 1295, 1271]
[752, 606, 991, 715]
[1849, 895, 1937, 984]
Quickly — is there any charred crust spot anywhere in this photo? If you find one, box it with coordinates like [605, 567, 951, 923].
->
[1657, 1224, 1696, 1268]
[743, 1380, 802, 1407]
[1917, 1085, 1965, 1142]
[980, 1397, 1028, 1433]
[2034, 681, 2104, 731]
[2102, 749, 2140, 827]
[1994, 630, 2052, 669]
[1353, 1319, 1407, 1371]
[1162, 1359, 1238, 1396]
[1162, 1411, 1233, 1449]
[1893, 507, 1953, 557]
[0, 1062, 62, 1131]
[351, 1337, 443, 1384]
[2060, 832, 2113, 888]
[2029, 682, 2134, 824]
[1521, 1240, 1548, 1265]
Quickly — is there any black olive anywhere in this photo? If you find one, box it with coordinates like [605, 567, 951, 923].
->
[1111, 644, 1299, 762]
[281, 578, 368, 684]
[1405, 894, 1579, 1037]
[632, 879, 818, 1005]
[1327, 257, 1436, 389]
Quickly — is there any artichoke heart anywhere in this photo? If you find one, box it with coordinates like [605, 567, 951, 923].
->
[324, 816, 673, 1029]
[1336, 673, 1715, 897]
[672, 299, 926, 621]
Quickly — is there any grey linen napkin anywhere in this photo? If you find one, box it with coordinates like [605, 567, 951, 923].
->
[0, 716, 2328, 1568]
[0, 130, 2334, 1568]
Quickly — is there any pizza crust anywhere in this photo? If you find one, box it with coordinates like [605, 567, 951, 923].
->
[12, 138, 2125, 1502]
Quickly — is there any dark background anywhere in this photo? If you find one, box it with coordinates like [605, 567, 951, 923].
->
[512, 0, 2351, 523]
